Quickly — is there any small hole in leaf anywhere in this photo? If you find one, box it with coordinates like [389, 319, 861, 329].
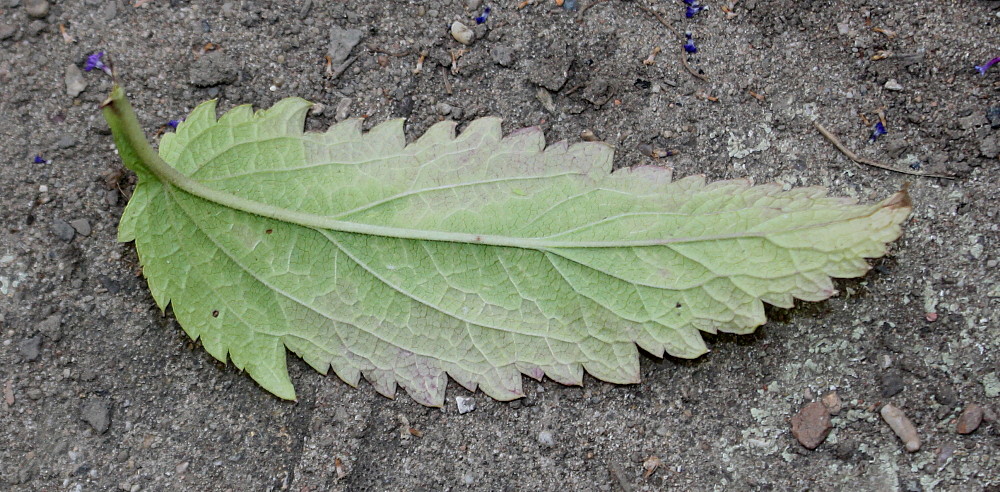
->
[212, 310, 219, 317]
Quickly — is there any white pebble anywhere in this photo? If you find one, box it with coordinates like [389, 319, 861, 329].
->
[450, 21, 474, 45]
[880, 403, 920, 452]
[537, 430, 555, 447]
[456, 396, 476, 414]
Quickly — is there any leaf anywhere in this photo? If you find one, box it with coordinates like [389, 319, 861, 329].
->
[102, 86, 912, 406]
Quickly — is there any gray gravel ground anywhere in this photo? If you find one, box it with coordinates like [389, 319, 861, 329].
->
[1, 0, 998, 490]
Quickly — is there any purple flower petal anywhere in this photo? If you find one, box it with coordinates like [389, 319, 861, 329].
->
[869, 121, 887, 142]
[974, 56, 1000, 76]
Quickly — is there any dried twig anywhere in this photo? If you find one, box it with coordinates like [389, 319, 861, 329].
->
[635, 2, 709, 82]
[635, 2, 680, 38]
[812, 120, 955, 179]
[578, 0, 614, 21]
[678, 53, 709, 82]
[327, 55, 358, 81]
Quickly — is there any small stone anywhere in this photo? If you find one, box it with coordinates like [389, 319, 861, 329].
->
[189, 51, 239, 87]
[81, 399, 111, 434]
[69, 219, 91, 237]
[456, 396, 476, 414]
[19, 335, 41, 361]
[790, 401, 832, 450]
[980, 135, 999, 159]
[821, 391, 842, 415]
[0, 23, 15, 40]
[24, 0, 48, 19]
[537, 430, 555, 447]
[55, 134, 77, 149]
[65, 64, 87, 98]
[38, 314, 62, 341]
[836, 22, 850, 35]
[880, 371, 905, 398]
[956, 404, 984, 434]
[101, 0, 117, 20]
[490, 45, 515, 67]
[884, 79, 904, 91]
[51, 218, 75, 242]
[986, 106, 1000, 129]
[435, 102, 453, 116]
[450, 21, 474, 45]
[335, 98, 352, 122]
[327, 26, 363, 65]
[958, 113, 987, 131]
[880, 403, 920, 452]
[175, 461, 190, 474]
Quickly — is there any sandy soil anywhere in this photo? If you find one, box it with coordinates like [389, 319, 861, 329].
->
[1, 0, 998, 490]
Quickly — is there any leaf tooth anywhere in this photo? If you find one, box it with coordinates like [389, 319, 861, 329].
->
[476, 365, 525, 401]
[413, 120, 458, 148]
[324, 117, 364, 140]
[365, 118, 406, 152]
[455, 117, 503, 144]
[362, 368, 398, 399]
[218, 104, 255, 126]
[540, 363, 584, 386]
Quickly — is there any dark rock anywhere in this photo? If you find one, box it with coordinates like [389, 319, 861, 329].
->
[19, 335, 41, 361]
[24, 0, 48, 18]
[394, 95, 414, 117]
[987, 106, 1000, 129]
[51, 218, 75, 242]
[791, 401, 832, 450]
[934, 385, 959, 407]
[189, 51, 239, 87]
[956, 404, 984, 434]
[81, 399, 111, 434]
[327, 26, 363, 65]
[881, 371, 905, 398]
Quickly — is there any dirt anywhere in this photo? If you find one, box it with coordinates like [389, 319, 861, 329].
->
[1, 0, 998, 490]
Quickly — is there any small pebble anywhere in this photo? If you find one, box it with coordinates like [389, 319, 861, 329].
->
[69, 219, 91, 237]
[335, 98, 352, 122]
[955, 404, 984, 434]
[175, 461, 189, 474]
[880, 403, 920, 452]
[456, 396, 476, 414]
[450, 21, 475, 45]
[24, 0, 49, 19]
[537, 430, 555, 447]
[19, 335, 41, 361]
[65, 64, 87, 98]
[884, 79, 904, 91]
[51, 218, 75, 242]
[0, 23, 16, 40]
[821, 391, 842, 415]
[81, 399, 111, 434]
[791, 401, 832, 450]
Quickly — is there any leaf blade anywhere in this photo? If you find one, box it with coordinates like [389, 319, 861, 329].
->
[103, 87, 912, 405]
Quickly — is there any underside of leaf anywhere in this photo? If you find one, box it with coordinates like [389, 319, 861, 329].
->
[103, 86, 912, 406]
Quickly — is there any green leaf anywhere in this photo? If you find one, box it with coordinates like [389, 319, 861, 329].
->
[102, 86, 912, 406]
